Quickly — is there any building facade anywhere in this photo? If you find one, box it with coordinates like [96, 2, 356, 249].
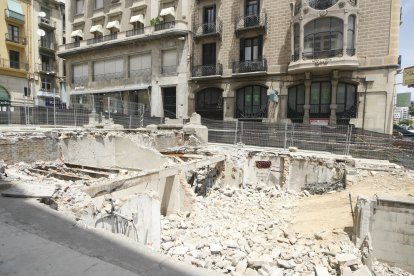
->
[0, 0, 32, 107]
[189, 0, 401, 134]
[59, 0, 191, 118]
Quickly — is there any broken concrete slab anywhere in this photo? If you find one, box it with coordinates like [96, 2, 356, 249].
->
[2, 183, 60, 198]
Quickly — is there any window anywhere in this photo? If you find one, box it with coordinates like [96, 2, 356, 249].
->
[240, 36, 263, 61]
[41, 55, 51, 71]
[72, 63, 88, 84]
[129, 54, 151, 76]
[40, 30, 52, 48]
[75, 0, 84, 14]
[202, 43, 216, 65]
[347, 15, 356, 56]
[162, 49, 177, 74]
[293, 24, 300, 60]
[93, 58, 124, 81]
[246, 0, 259, 16]
[288, 84, 305, 118]
[203, 6, 216, 33]
[41, 77, 53, 91]
[337, 83, 357, 117]
[95, 0, 103, 9]
[9, 50, 20, 69]
[196, 88, 223, 120]
[235, 85, 267, 118]
[304, 17, 343, 58]
[310, 82, 331, 117]
[7, 24, 19, 42]
[308, 0, 339, 10]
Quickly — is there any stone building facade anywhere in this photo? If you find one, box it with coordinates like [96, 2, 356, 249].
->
[58, 0, 190, 118]
[189, 0, 401, 134]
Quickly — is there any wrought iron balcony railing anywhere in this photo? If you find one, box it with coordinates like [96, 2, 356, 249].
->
[233, 59, 267, 74]
[5, 9, 25, 22]
[302, 49, 343, 60]
[346, 48, 356, 56]
[39, 40, 56, 50]
[0, 58, 28, 71]
[5, 33, 26, 45]
[307, 0, 339, 10]
[37, 63, 57, 73]
[39, 16, 56, 28]
[161, 65, 177, 75]
[87, 33, 118, 45]
[235, 106, 268, 119]
[93, 72, 124, 82]
[155, 21, 175, 31]
[65, 41, 80, 49]
[126, 28, 144, 37]
[234, 12, 266, 33]
[192, 64, 223, 77]
[194, 19, 222, 38]
[292, 53, 300, 62]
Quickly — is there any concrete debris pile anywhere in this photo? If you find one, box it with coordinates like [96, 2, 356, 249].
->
[160, 183, 411, 276]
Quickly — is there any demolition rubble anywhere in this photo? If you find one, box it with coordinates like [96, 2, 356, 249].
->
[0, 124, 413, 276]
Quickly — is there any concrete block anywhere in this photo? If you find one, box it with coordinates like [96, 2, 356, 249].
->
[2, 183, 60, 198]
[183, 124, 208, 144]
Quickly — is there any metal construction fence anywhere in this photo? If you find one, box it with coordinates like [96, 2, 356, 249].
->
[201, 118, 414, 170]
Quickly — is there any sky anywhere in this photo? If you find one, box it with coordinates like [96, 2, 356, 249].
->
[397, 0, 414, 100]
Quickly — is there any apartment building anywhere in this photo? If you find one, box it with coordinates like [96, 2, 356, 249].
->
[33, 0, 66, 107]
[0, 0, 32, 107]
[189, 0, 401, 134]
[58, 0, 190, 118]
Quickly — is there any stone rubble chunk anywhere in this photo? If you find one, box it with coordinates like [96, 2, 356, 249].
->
[336, 253, 359, 267]
[209, 243, 223, 254]
[171, 245, 188, 255]
[314, 265, 330, 276]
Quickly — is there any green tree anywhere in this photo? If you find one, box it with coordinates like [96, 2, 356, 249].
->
[399, 119, 413, 126]
[410, 101, 414, 117]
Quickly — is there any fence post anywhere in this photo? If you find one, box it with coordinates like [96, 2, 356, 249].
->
[74, 107, 77, 127]
[234, 120, 238, 145]
[46, 108, 49, 125]
[240, 121, 244, 144]
[129, 115, 132, 129]
[108, 97, 111, 119]
[284, 122, 288, 149]
[346, 125, 353, 156]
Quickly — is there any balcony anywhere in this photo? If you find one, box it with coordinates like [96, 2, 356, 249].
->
[289, 48, 359, 73]
[5, 33, 26, 45]
[192, 64, 223, 78]
[0, 58, 28, 71]
[155, 21, 175, 31]
[234, 12, 266, 36]
[5, 9, 24, 23]
[37, 63, 57, 74]
[233, 59, 267, 74]
[39, 40, 57, 51]
[193, 19, 222, 39]
[39, 16, 56, 29]
[86, 33, 117, 45]
[126, 28, 144, 37]
[161, 65, 177, 75]
[65, 41, 80, 49]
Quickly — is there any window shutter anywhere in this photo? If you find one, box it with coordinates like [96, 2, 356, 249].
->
[258, 35, 263, 59]
[162, 50, 177, 67]
[240, 38, 245, 61]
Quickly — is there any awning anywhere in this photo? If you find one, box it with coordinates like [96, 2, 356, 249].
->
[130, 14, 144, 24]
[90, 24, 103, 33]
[70, 29, 84, 38]
[7, 0, 23, 15]
[160, 7, 175, 17]
[106, 20, 120, 30]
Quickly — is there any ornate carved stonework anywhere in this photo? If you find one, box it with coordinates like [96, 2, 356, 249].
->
[312, 59, 330, 66]
[339, 1, 345, 8]
[303, 7, 309, 14]
[319, 10, 328, 17]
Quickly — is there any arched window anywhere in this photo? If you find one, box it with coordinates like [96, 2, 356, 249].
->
[307, 0, 339, 10]
[336, 83, 357, 118]
[235, 85, 267, 119]
[0, 85, 10, 106]
[196, 88, 223, 120]
[288, 84, 305, 119]
[310, 82, 331, 117]
[304, 17, 343, 59]
[293, 23, 300, 61]
[347, 15, 356, 56]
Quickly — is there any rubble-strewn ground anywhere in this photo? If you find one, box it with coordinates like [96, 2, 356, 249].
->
[160, 171, 414, 276]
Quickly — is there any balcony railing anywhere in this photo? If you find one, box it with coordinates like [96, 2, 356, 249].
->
[155, 21, 175, 31]
[192, 64, 223, 77]
[5, 9, 25, 22]
[5, 33, 26, 45]
[292, 52, 300, 62]
[126, 28, 144, 37]
[65, 41, 80, 49]
[161, 65, 177, 75]
[73, 76, 88, 85]
[302, 49, 343, 60]
[39, 16, 56, 28]
[93, 72, 124, 82]
[0, 58, 28, 71]
[233, 59, 267, 74]
[39, 40, 56, 50]
[87, 33, 118, 45]
[234, 12, 266, 33]
[194, 19, 222, 38]
[37, 63, 56, 73]
[346, 48, 356, 56]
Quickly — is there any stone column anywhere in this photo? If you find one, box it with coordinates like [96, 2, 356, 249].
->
[330, 79, 338, 125]
[343, 17, 348, 56]
[303, 78, 311, 124]
[299, 22, 304, 61]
